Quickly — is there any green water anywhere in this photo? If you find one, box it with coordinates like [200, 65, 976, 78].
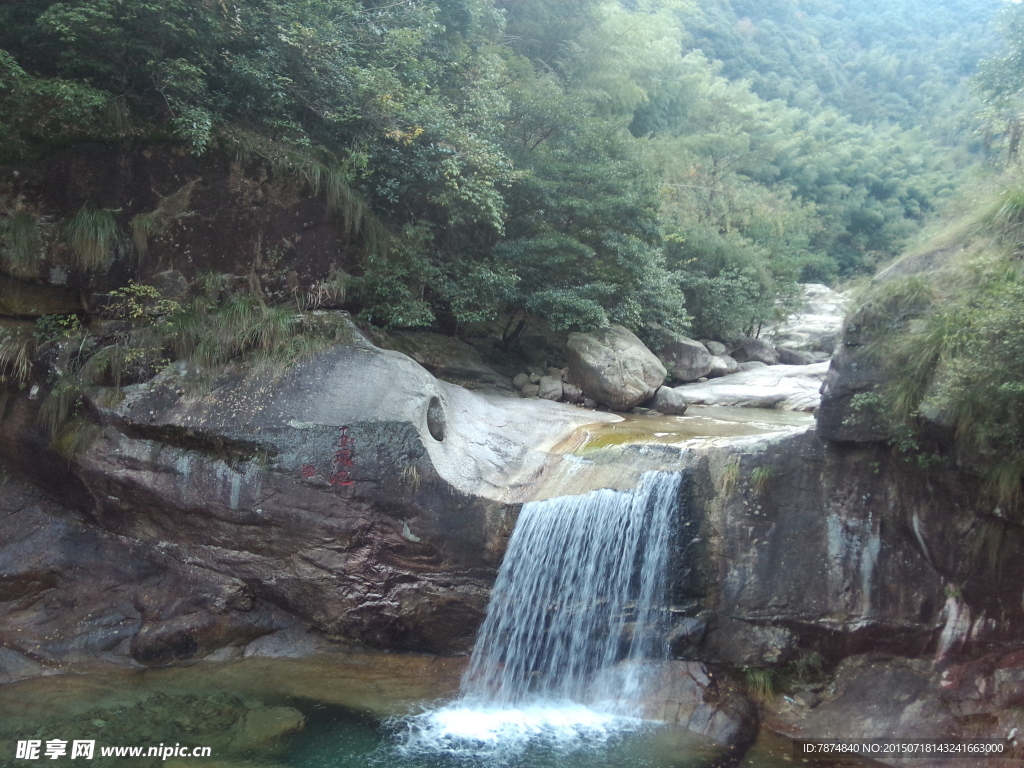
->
[0, 658, 872, 768]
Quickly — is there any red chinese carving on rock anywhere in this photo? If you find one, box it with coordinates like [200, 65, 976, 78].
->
[329, 426, 355, 487]
[300, 464, 316, 479]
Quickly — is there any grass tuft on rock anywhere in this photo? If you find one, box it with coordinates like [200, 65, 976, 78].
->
[0, 212, 44, 277]
[64, 204, 121, 270]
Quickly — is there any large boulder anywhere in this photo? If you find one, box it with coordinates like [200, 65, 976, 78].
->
[731, 337, 780, 365]
[0, 335, 616, 659]
[565, 325, 667, 410]
[706, 354, 740, 379]
[657, 337, 713, 383]
[647, 386, 688, 415]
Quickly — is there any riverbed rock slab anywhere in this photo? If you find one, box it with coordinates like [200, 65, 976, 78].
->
[776, 347, 816, 365]
[673, 362, 829, 411]
[768, 283, 851, 354]
[565, 325, 667, 410]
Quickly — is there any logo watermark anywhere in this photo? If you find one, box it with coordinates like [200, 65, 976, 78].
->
[16, 740, 212, 760]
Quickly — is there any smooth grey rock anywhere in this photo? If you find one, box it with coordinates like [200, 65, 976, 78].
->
[512, 373, 530, 389]
[0, 646, 44, 684]
[702, 340, 728, 356]
[706, 354, 740, 379]
[648, 386, 688, 415]
[520, 382, 540, 398]
[674, 362, 830, 411]
[562, 382, 584, 403]
[732, 337, 780, 365]
[738, 361, 768, 371]
[777, 346, 817, 365]
[658, 336, 713, 383]
[538, 375, 563, 401]
[565, 325, 667, 411]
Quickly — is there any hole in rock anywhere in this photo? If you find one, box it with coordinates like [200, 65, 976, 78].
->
[426, 396, 446, 442]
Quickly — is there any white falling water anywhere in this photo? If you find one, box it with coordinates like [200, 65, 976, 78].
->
[399, 471, 681, 758]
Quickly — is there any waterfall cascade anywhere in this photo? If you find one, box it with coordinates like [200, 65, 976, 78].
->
[400, 471, 682, 757]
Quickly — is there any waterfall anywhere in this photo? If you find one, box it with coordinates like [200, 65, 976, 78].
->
[398, 471, 681, 757]
[461, 470, 680, 711]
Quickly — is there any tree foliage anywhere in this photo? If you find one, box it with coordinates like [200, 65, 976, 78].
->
[0, 0, 1005, 341]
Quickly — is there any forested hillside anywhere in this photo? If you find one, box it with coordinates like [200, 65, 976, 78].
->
[0, 0, 1005, 346]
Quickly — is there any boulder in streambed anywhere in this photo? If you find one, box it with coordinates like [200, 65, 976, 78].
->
[647, 386, 688, 415]
[706, 354, 740, 379]
[731, 336, 780, 366]
[657, 336, 713, 383]
[565, 325, 667, 410]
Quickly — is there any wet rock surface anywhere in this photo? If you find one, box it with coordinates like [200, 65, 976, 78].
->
[0, 477, 286, 674]
[640, 661, 757, 748]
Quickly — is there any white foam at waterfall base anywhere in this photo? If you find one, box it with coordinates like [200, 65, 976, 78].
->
[394, 471, 681, 760]
[396, 703, 645, 759]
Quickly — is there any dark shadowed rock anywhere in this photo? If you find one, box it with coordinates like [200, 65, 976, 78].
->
[0, 476, 284, 669]
[765, 652, 1024, 766]
[380, 331, 514, 394]
[685, 430, 1024, 666]
[777, 347, 817, 365]
[565, 325, 667, 410]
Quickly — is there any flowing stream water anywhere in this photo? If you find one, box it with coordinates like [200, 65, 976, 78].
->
[397, 472, 682, 759]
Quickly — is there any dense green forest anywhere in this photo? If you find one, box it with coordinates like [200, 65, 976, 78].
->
[0, 0, 1009, 341]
